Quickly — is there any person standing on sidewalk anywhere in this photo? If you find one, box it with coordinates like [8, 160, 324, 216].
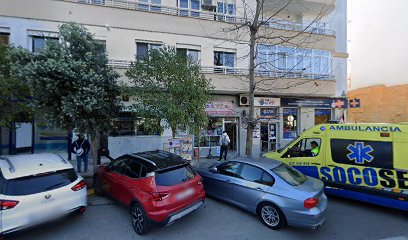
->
[72, 133, 90, 173]
[219, 131, 230, 161]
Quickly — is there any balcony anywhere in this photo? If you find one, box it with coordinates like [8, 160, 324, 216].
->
[60, 0, 335, 36]
[108, 60, 334, 80]
[109, 60, 335, 96]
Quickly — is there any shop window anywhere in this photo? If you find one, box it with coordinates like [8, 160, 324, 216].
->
[330, 139, 393, 169]
[32, 36, 59, 53]
[315, 109, 331, 125]
[0, 33, 10, 46]
[283, 138, 321, 158]
[283, 108, 298, 140]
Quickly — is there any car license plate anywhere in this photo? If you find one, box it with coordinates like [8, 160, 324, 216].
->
[176, 188, 195, 200]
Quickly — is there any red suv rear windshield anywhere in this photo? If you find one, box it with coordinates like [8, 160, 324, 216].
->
[155, 164, 196, 186]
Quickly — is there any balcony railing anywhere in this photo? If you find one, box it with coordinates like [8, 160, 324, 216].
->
[60, 0, 335, 36]
[264, 19, 335, 36]
[63, 0, 237, 22]
[108, 60, 335, 80]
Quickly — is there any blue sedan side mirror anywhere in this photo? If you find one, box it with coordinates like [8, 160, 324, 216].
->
[209, 166, 218, 173]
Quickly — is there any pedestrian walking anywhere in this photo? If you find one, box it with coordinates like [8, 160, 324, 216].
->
[72, 133, 90, 173]
[219, 131, 230, 161]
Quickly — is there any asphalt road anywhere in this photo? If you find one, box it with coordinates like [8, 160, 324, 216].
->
[8, 195, 408, 240]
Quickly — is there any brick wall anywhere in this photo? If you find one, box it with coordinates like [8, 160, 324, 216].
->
[348, 84, 408, 123]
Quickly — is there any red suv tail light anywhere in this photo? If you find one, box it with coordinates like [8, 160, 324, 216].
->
[304, 197, 319, 209]
[72, 180, 87, 191]
[0, 200, 19, 210]
[149, 192, 171, 201]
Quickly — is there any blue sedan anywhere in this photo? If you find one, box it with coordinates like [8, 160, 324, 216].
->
[195, 158, 327, 230]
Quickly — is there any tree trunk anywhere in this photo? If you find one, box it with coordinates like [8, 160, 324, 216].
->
[91, 134, 100, 174]
[245, 0, 262, 157]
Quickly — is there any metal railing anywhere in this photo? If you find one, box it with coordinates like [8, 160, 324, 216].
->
[264, 19, 335, 36]
[108, 60, 335, 80]
[64, 0, 237, 23]
[60, 0, 335, 36]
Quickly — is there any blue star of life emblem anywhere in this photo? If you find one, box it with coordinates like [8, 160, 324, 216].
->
[347, 142, 374, 164]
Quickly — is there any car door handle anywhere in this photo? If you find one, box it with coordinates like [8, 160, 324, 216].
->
[224, 179, 231, 183]
[256, 187, 265, 191]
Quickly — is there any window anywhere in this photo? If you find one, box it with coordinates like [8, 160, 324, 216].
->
[260, 172, 275, 186]
[238, 164, 275, 186]
[151, 0, 161, 12]
[283, 108, 298, 139]
[239, 164, 263, 182]
[96, 39, 107, 52]
[109, 158, 128, 175]
[330, 139, 393, 169]
[5, 169, 78, 196]
[218, 161, 241, 177]
[315, 109, 331, 125]
[177, 48, 201, 63]
[125, 160, 148, 178]
[0, 33, 10, 46]
[155, 164, 196, 186]
[214, 51, 235, 73]
[272, 163, 306, 186]
[32, 36, 59, 53]
[217, 0, 236, 21]
[256, 45, 331, 76]
[136, 42, 162, 60]
[284, 138, 321, 158]
[179, 0, 200, 17]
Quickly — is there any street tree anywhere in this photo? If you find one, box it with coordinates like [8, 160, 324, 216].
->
[12, 23, 121, 171]
[0, 45, 32, 128]
[216, 0, 334, 156]
[125, 46, 212, 139]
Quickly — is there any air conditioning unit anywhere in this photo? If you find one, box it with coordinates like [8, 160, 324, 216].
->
[240, 95, 249, 106]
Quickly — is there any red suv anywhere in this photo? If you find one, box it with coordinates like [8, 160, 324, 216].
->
[93, 150, 205, 235]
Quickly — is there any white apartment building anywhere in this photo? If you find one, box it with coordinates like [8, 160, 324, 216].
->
[0, 0, 347, 157]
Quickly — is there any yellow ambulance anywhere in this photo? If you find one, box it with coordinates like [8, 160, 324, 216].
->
[264, 123, 408, 211]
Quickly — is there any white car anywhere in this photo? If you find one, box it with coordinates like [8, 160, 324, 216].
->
[0, 153, 87, 236]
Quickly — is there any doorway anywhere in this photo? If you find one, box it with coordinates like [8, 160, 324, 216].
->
[224, 122, 237, 152]
[260, 122, 268, 153]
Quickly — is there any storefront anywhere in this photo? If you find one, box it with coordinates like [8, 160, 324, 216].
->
[279, 97, 347, 147]
[197, 100, 240, 158]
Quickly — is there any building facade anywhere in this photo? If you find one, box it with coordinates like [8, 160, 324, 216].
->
[0, 0, 347, 157]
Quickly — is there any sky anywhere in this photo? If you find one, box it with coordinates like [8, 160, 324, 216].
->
[348, 0, 408, 90]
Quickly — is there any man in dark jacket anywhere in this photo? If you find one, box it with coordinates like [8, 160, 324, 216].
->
[71, 134, 91, 173]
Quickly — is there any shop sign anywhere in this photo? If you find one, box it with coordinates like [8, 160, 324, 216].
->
[254, 97, 280, 107]
[205, 102, 235, 116]
[260, 108, 279, 118]
[281, 98, 348, 108]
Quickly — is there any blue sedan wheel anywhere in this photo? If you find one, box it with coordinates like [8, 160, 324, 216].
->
[259, 203, 285, 230]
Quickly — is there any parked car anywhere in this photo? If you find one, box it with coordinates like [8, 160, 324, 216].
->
[93, 150, 205, 235]
[0, 153, 87, 237]
[195, 158, 327, 230]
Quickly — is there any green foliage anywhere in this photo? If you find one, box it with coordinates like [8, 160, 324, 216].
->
[125, 46, 212, 137]
[0, 45, 32, 127]
[12, 23, 121, 136]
